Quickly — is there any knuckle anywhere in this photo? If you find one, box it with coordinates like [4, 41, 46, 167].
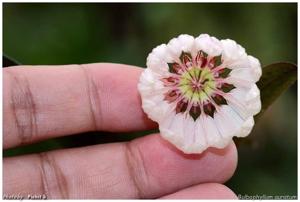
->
[124, 142, 150, 198]
[78, 64, 103, 131]
[38, 152, 69, 199]
[6, 69, 38, 145]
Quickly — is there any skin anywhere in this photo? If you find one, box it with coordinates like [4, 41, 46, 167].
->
[3, 63, 238, 199]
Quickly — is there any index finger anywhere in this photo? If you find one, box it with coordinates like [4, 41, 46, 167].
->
[3, 63, 157, 149]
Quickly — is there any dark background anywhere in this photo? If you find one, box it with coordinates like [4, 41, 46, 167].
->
[3, 3, 297, 197]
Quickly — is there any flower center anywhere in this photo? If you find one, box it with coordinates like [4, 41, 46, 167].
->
[161, 51, 236, 120]
[178, 67, 216, 103]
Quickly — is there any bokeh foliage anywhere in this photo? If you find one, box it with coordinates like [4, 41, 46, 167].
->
[3, 3, 297, 197]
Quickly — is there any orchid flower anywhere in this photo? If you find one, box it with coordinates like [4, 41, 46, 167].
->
[138, 34, 262, 154]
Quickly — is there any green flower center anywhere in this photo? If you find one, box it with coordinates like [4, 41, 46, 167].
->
[178, 67, 216, 103]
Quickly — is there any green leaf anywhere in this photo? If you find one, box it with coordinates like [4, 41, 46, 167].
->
[255, 62, 297, 121]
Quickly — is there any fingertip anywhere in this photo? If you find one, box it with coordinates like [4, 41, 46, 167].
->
[214, 183, 238, 199]
[130, 134, 238, 197]
[161, 183, 238, 199]
[203, 183, 238, 199]
[206, 141, 238, 183]
[157, 136, 238, 183]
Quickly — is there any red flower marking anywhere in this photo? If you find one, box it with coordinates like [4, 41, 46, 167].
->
[176, 99, 188, 114]
[195, 51, 208, 68]
[203, 102, 216, 118]
[207, 55, 222, 69]
[164, 89, 180, 103]
[168, 62, 183, 74]
[212, 94, 227, 105]
[189, 105, 202, 120]
[180, 52, 193, 68]
[161, 77, 179, 87]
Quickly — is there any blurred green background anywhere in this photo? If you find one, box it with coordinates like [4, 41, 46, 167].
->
[3, 3, 297, 198]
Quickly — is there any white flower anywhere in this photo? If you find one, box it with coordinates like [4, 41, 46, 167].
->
[138, 34, 262, 154]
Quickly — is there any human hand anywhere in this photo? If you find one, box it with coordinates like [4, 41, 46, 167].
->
[3, 63, 238, 199]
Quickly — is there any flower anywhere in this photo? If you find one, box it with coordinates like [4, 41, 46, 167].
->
[138, 34, 262, 154]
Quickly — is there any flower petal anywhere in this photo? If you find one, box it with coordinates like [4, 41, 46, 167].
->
[195, 34, 223, 57]
[138, 69, 176, 122]
[214, 105, 243, 139]
[146, 44, 172, 75]
[225, 84, 261, 117]
[160, 113, 185, 149]
[193, 117, 209, 151]
[221, 39, 248, 68]
[245, 84, 261, 115]
[248, 55, 262, 82]
[201, 114, 228, 149]
[234, 116, 255, 137]
[181, 116, 198, 153]
[229, 67, 258, 83]
[167, 34, 196, 61]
